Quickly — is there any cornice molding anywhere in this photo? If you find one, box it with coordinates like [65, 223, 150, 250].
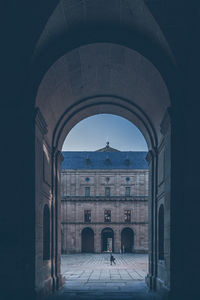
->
[61, 221, 148, 225]
[61, 196, 148, 202]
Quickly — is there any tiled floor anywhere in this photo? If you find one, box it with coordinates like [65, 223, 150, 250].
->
[48, 254, 160, 299]
[61, 253, 148, 281]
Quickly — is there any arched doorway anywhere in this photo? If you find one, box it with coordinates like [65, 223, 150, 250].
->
[33, 1, 175, 296]
[121, 228, 134, 253]
[101, 228, 114, 252]
[81, 228, 94, 253]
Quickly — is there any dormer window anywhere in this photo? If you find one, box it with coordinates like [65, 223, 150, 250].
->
[125, 157, 130, 166]
[105, 156, 111, 165]
[86, 157, 91, 165]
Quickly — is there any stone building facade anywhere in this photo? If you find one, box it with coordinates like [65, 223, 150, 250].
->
[61, 144, 149, 254]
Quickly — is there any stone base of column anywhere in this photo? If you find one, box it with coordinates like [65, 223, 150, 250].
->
[146, 275, 170, 299]
[35, 277, 54, 300]
[145, 273, 157, 290]
[56, 273, 64, 289]
[155, 277, 170, 299]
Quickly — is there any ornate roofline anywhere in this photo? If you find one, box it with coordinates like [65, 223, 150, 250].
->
[96, 142, 120, 152]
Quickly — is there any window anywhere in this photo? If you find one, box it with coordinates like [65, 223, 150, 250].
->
[85, 187, 90, 196]
[124, 157, 130, 165]
[84, 210, 91, 223]
[85, 157, 91, 165]
[105, 157, 111, 165]
[106, 177, 110, 182]
[105, 187, 110, 197]
[125, 187, 130, 196]
[43, 204, 50, 260]
[124, 210, 131, 223]
[104, 210, 111, 222]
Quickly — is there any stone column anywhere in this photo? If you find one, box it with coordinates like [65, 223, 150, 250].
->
[115, 226, 121, 253]
[53, 149, 64, 289]
[35, 108, 54, 296]
[145, 147, 157, 291]
[158, 109, 171, 294]
[95, 227, 102, 253]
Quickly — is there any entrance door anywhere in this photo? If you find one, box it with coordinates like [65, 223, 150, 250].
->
[121, 228, 134, 253]
[81, 228, 94, 253]
[101, 228, 114, 252]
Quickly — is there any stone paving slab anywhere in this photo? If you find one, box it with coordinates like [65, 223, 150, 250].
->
[48, 281, 159, 300]
[62, 253, 148, 282]
[47, 254, 159, 300]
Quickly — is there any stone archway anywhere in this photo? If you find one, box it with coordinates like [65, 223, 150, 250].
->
[81, 228, 94, 253]
[121, 228, 134, 253]
[34, 43, 172, 296]
[33, 1, 175, 298]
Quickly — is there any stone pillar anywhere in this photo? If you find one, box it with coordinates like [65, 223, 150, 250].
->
[35, 108, 55, 297]
[146, 108, 171, 297]
[54, 149, 64, 289]
[95, 227, 102, 253]
[145, 147, 157, 291]
[115, 226, 121, 253]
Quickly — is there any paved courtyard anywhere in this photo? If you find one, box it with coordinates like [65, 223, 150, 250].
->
[61, 253, 148, 282]
[48, 254, 160, 299]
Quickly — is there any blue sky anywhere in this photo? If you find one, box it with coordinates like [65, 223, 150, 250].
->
[62, 114, 148, 151]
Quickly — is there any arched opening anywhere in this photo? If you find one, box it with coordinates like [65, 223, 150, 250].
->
[5, 0, 198, 299]
[33, 2, 174, 295]
[43, 204, 50, 260]
[158, 204, 164, 260]
[121, 228, 134, 253]
[81, 228, 94, 253]
[101, 228, 114, 252]
[34, 50, 171, 294]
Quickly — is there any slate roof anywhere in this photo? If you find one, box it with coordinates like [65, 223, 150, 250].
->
[61, 151, 148, 170]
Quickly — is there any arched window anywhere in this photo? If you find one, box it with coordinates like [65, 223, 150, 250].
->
[158, 204, 164, 260]
[43, 204, 50, 260]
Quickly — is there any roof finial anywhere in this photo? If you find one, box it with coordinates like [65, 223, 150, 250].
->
[106, 141, 109, 148]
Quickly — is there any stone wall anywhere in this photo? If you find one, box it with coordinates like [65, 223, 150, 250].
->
[61, 169, 149, 197]
[61, 169, 149, 253]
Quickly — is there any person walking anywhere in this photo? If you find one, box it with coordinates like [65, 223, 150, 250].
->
[110, 253, 116, 265]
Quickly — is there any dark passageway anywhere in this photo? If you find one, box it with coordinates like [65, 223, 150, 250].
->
[102, 228, 114, 252]
[81, 228, 94, 253]
[2, 1, 200, 300]
[121, 228, 134, 253]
